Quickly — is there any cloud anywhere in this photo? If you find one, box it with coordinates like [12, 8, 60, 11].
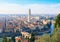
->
[0, 3, 60, 14]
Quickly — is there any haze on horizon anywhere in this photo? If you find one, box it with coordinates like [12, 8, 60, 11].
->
[0, 0, 60, 15]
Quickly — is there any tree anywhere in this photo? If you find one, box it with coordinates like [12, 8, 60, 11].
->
[51, 13, 60, 42]
[30, 33, 35, 42]
[55, 32, 60, 42]
[56, 33, 60, 42]
[8, 39, 11, 42]
[11, 33, 15, 42]
[18, 40, 21, 42]
[55, 13, 60, 28]
[28, 37, 30, 42]
[40, 34, 51, 42]
[2, 34, 7, 42]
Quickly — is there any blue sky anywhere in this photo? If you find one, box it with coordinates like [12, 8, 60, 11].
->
[0, 0, 60, 14]
[0, 0, 60, 4]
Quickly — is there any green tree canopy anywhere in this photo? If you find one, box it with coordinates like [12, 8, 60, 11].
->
[55, 13, 60, 28]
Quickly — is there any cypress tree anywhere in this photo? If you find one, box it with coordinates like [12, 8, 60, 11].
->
[30, 33, 35, 42]
[2, 34, 7, 42]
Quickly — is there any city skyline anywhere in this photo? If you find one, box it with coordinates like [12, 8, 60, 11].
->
[0, 0, 60, 14]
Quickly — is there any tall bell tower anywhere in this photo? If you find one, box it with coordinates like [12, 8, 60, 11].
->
[28, 9, 31, 22]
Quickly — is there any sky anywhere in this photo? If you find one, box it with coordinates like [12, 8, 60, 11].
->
[0, 0, 60, 14]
